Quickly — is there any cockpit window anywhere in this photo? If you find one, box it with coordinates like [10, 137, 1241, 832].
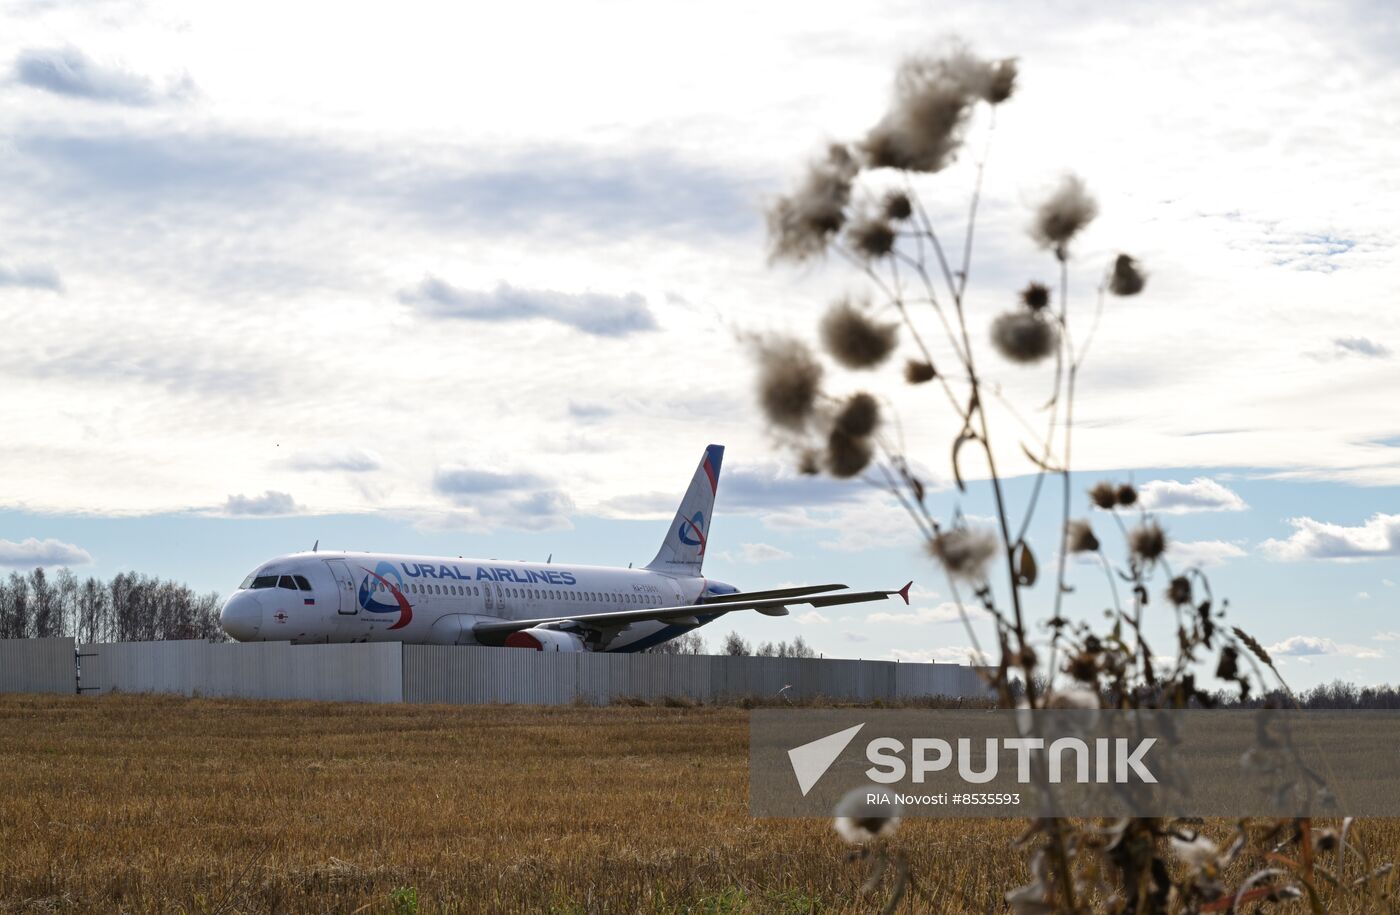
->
[240, 573, 256, 589]
[293, 575, 312, 591]
[251, 575, 277, 589]
[278, 575, 297, 590]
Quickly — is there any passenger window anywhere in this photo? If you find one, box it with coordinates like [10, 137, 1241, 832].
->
[294, 575, 312, 591]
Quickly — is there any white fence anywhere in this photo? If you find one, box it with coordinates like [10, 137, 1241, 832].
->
[78, 640, 404, 703]
[0, 638, 990, 705]
[402, 646, 987, 705]
[0, 637, 76, 694]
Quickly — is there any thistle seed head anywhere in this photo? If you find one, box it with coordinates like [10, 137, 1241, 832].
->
[1109, 253, 1147, 296]
[1129, 521, 1168, 563]
[846, 216, 896, 259]
[1066, 519, 1099, 553]
[1170, 834, 1221, 872]
[1030, 173, 1098, 257]
[904, 359, 937, 384]
[766, 144, 859, 262]
[834, 392, 881, 438]
[833, 786, 902, 844]
[1089, 481, 1118, 510]
[820, 298, 899, 369]
[752, 336, 823, 431]
[983, 58, 1018, 104]
[990, 310, 1058, 364]
[1019, 282, 1050, 311]
[825, 428, 874, 478]
[861, 52, 981, 173]
[928, 526, 998, 582]
[883, 190, 913, 221]
[1167, 575, 1192, 606]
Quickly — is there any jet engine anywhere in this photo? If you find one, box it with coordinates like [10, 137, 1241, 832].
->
[503, 627, 586, 652]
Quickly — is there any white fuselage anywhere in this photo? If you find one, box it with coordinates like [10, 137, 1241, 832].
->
[219, 551, 728, 651]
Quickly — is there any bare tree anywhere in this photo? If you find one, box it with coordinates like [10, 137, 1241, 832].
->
[721, 630, 751, 656]
[646, 630, 707, 655]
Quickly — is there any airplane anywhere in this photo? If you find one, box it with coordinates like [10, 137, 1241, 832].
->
[218, 445, 911, 651]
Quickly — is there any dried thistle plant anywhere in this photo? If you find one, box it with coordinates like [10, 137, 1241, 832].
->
[750, 38, 1386, 915]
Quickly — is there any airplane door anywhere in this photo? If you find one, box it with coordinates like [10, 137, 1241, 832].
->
[325, 559, 358, 615]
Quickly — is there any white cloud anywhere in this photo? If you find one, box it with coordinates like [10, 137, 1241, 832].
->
[795, 610, 829, 624]
[1136, 478, 1247, 514]
[1311, 336, 1392, 360]
[1261, 513, 1400, 561]
[288, 448, 382, 473]
[223, 491, 297, 516]
[731, 542, 792, 563]
[15, 46, 192, 106]
[1166, 539, 1247, 568]
[1267, 635, 1383, 659]
[430, 465, 574, 531]
[887, 646, 991, 665]
[1372, 632, 1400, 642]
[0, 538, 93, 567]
[868, 601, 963, 625]
[0, 261, 63, 292]
[1384, 579, 1396, 588]
[842, 631, 869, 643]
[399, 278, 658, 338]
[1357, 591, 1371, 600]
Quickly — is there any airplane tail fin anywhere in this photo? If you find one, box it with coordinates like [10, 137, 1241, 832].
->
[645, 444, 723, 574]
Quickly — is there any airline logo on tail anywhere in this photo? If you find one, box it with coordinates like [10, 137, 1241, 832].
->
[677, 511, 707, 554]
[358, 562, 413, 630]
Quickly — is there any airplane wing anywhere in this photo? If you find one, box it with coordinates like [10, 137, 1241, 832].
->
[697, 583, 848, 604]
[472, 581, 912, 647]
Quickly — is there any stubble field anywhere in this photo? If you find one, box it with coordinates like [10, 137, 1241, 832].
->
[0, 694, 1395, 913]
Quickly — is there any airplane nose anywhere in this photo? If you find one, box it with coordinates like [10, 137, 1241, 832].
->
[220, 592, 263, 641]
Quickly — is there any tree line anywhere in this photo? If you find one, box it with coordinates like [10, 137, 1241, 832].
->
[648, 631, 819, 658]
[0, 568, 225, 644]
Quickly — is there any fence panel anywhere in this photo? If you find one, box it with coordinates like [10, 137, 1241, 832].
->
[0, 638, 76, 695]
[401, 646, 989, 706]
[79, 640, 402, 703]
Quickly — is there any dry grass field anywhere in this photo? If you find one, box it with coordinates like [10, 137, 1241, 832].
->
[0, 694, 1396, 914]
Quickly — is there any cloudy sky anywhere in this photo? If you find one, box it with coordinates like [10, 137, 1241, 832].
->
[2, 0, 1396, 688]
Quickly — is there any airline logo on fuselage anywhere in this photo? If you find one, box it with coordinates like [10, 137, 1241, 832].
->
[399, 563, 579, 586]
[358, 562, 413, 630]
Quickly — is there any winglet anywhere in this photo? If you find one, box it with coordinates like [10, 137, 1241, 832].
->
[898, 581, 912, 605]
